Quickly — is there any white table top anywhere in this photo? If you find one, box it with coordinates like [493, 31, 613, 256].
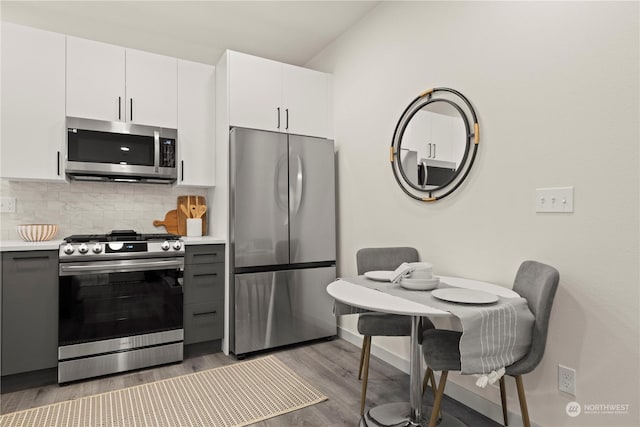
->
[326, 275, 520, 318]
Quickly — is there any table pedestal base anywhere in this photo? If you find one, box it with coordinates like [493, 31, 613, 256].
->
[359, 402, 467, 427]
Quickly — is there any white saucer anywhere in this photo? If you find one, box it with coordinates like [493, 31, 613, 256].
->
[364, 270, 393, 282]
[399, 277, 440, 291]
[431, 288, 499, 304]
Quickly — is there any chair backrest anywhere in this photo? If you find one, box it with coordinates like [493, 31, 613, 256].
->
[508, 260, 560, 375]
[356, 247, 419, 275]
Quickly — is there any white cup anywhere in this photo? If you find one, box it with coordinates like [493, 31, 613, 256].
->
[186, 218, 202, 237]
[409, 262, 433, 279]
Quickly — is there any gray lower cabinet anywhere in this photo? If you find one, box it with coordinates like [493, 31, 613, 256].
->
[183, 245, 224, 345]
[1, 250, 58, 376]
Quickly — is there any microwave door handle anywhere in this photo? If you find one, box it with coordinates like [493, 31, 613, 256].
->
[154, 131, 160, 172]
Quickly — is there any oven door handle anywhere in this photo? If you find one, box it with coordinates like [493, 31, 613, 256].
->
[59, 258, 184, 276]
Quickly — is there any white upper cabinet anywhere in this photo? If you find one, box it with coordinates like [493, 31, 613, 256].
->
[227, 51, 329, 138]
[66, 36, 125, 122]
[281, 64, 328, 138]
[1, 22, 66, 182]
[126, 49, 177, 128]
[177, 60, 215, 187]
[228, 51, 282, 132]
[66, 37, 177, 128]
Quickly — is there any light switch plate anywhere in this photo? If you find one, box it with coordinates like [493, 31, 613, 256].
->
[535, 187, 574, 213]
[0, 197, 17, 213]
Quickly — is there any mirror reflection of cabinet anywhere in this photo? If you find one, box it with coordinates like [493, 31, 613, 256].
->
[391, 88, 479, 202]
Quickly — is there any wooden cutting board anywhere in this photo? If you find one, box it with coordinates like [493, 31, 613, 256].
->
[153, 210, 179, 234]
[177, 195, 207, 236]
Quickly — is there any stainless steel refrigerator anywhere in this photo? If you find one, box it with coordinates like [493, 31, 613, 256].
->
[229, 127, 337, 356]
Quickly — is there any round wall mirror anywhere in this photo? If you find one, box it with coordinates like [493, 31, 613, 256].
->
[391, 88, 479, 201]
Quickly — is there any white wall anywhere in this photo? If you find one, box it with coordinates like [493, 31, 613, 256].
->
[308, 2, 639, 426]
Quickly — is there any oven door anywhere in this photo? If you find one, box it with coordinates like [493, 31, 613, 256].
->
[58, 257, 184, 347]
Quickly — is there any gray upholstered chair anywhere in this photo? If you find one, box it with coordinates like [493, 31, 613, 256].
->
[421, 260, 559, 427]
[356, 247, 436, 416]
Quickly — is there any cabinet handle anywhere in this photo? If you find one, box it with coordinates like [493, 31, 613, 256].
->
[193, 310, 217, 317]
[181, 160, 184, 181]
[193, 253, 217, 258]
[427, 143, 432, 158]
[130, 98, 133, 121]
[433, 143, 436, 158]
[193, 273, 218, 278]
[276, 107, 281, 129]
[118, 97, 121, 120]
[285, 108, 289, 130]
[57, 151, 61, 176]
[13, 255, 50, 261]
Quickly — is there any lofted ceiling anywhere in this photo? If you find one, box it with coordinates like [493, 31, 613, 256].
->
[1, 1, 379, 66]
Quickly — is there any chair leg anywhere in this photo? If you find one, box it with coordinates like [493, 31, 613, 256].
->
[422, 367, 432, 394]
[428, 371, 448, 427]
[499, 376, 509, 426]
[360, 337, 372, 416]
[358, 336, 371, 380]
[515, 375, 531, 427]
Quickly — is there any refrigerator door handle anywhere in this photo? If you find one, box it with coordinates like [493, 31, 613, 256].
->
[274, 153, 288, 212]
[290, 153, 303, 216]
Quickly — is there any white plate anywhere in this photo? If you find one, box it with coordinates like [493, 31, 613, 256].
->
[364, 270, 393, 282]
[399, 277, 440, 291]
[431, 288, 499, 304]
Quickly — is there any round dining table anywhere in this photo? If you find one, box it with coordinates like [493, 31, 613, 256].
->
[327, 276, 519, 427]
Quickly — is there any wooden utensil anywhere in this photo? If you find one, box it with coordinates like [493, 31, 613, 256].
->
[195, 195, 207, 234]
[196, 205, 207, 218]
[190, 204, 198, 218]
[153, 210, 179, 234]
[180, 204, 190, 218]
[177, 195, 190, 235]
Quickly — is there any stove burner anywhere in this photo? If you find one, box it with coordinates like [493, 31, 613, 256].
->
[64, 230, 180, 243]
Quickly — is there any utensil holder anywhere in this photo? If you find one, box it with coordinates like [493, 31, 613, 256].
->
[186, 218, 202, 237]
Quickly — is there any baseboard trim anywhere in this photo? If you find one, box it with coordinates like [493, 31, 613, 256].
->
[337, 326, 540, 427]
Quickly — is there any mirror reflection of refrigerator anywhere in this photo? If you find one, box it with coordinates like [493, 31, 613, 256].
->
[229, 127, 337, 356]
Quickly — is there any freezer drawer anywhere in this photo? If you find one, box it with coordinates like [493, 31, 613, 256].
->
[232, 266, 336, 355]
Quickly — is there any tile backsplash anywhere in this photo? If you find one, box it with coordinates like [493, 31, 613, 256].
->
[0, 180, 209, 241]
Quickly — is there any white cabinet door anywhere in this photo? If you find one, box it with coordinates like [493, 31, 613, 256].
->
[430, 112, 453, 163]
[228, 51, 282, 132]
[282, 64, 328, 138]
[177, 60, 215, 187]
[126, 49, 178, 128]
[66, 36, 125, 122]
[1, 23, 66, 182]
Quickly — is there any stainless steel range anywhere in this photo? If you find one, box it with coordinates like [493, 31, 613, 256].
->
[58, 230, 184, 383]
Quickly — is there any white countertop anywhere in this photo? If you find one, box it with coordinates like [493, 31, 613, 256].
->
[0, 236, 226, 252]
[181, 236, 226, 245]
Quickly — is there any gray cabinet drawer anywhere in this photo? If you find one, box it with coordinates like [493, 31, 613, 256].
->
[183, 263, 224, 304]
[185, 244, 224, 265]
[184, 301, 223, 344]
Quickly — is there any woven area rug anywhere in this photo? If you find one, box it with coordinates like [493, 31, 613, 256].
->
[0, 355, 327, 427]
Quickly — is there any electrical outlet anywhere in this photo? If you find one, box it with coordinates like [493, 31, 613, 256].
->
[0, 197, 17, 213]
[559, 365, 576, 395]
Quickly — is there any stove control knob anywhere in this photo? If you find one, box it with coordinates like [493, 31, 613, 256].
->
[78, 243, 89, 254]
[172, 240, 183, 250]
[92, 243, 102, 254]
[161, 241, 171, 251]
[63, 244, 75, 255]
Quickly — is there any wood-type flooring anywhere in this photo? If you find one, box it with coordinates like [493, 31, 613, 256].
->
[1, 338, 502, 426]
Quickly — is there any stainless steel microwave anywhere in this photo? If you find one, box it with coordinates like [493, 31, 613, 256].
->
[65, 117, 177, 184]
